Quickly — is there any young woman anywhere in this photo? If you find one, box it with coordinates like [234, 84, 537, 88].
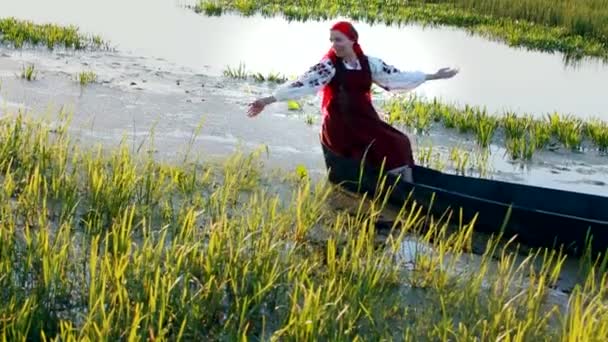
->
[247, 21, 458, 182]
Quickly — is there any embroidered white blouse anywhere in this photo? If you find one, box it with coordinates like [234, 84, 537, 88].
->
[272, 56, 427, 101]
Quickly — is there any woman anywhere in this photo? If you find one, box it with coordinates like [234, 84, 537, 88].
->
[247, 21, 458, 182]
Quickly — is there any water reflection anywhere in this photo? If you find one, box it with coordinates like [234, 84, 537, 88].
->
[1, 0, 607, 119]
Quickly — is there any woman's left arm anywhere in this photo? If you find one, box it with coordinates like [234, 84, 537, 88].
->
[369, 56, 458, 91]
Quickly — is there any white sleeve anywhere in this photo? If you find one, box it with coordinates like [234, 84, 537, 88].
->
[272, 58, 336, 101]
[368, 56, 426, 92]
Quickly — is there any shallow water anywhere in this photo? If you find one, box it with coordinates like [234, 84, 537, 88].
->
[1, 0, 606, 313]
[1, 0, 608, 118]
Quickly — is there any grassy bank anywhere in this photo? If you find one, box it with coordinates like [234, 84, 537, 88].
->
[0, 17, 106, 50]
[195, 0, 608, 62]
[1, 112, 607, 340]
[384, 95, 608, 160]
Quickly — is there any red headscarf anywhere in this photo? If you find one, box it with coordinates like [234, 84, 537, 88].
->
[321, 21, 369, 115]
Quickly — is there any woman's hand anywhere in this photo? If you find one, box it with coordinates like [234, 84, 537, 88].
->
[247, 96, 275, 117]
[435, 67, 459, 79]
[426, 67, 459, 81]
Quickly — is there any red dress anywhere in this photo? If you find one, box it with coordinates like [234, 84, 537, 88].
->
[320, 55, 415, 171]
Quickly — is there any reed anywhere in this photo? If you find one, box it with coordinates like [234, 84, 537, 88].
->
[384, 96, 608, 160]
[77, 71, 97, 86]
[194, 0, 608, 61]
[3, 110, 605, 340]
[0, 17, 106, 50]
[19, 63, 37, 81]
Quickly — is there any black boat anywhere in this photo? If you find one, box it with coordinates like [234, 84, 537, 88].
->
[321, 144, 608, 255]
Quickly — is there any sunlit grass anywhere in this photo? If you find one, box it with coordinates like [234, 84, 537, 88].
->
[224, 63, 288, 84]
[223, 62, 248, 79]
[587, 119, 608, 152]
[194, 0, 608, 62]
[76, 71, 97, 86]
[19, 63, 37, 81]
[1, 111, 607, 340]
[384, 95, 608, 160]
[0, 17, 107, 50]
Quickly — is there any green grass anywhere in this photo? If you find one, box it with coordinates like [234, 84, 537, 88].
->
[194, 0, 608, 62]
[1, 111, 608, 340]
[0, 17, 106, 50]
[19, 63, 37, 81]
[384, 95, 608, 160]
[224, 62, 288, 84]
[304, 113, 315, 125]
[76, 71, 97, 86]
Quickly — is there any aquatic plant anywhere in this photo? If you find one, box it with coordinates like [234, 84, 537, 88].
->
[304, 113, 315, 125]
[194, 0, 608, 62]
[77, 71, 97, 86]
[586, 119, 608, 152]
[506, 136, 537, 160]
[547, 112, 584, 151]
[223, 62, 248, 79]
[251, 71, 288, 84]
[383, 96, 608, 159]
[224, 63, 288, 84]
[450, 146, 471, 175]
[0, 17, 106, 50]
[19, 63, 37, 81]
[0, 111, 607, 340]
[473, 108, 498, 148]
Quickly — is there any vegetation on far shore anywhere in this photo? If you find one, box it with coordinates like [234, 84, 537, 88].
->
[195, 0, 608, 63]
[0, 17, 107, 50]
[0, 112, 607, 340]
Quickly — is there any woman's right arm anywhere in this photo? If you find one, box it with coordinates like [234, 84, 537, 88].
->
[248, 58, 336, 117]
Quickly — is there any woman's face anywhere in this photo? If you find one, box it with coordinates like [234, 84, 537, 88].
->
[330, 30, 354, 57]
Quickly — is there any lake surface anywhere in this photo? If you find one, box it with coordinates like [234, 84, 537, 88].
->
[1, 0, 607, 118]
[1, 0, 606, 308]
[0, 0, 606, 198]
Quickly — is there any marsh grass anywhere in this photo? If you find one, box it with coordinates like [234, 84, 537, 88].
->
[587, 119, 608, 152]
[223, 62, 248, 79]
[194, 0, 608, 61]
[19, 63, 37, 81]
[385, 95, 608, 160]
[304, 113, 315, 125]
[0, 17, 106, 50]
[417, 144, 491, 177]
[224, 63, 288, 84]
[1, 112, 607, 340]
[76, 71, 97, 86]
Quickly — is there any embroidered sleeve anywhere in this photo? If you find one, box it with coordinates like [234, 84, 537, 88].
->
[368, 56, 426, 92]
[272, 58, 336, 101]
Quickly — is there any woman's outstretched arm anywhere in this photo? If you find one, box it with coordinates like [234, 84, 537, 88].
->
[368, 56, 458, 92]
[248, 58, 336, 117]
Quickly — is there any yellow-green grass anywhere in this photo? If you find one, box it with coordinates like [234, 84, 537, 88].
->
[223, 62, 288, 84]
[19, 63, 37, 81]
[0, 17, 106, 50]
[0, 111, 607, 340]
[194, 0, 608, 62]
[385, 95, 608, 160]
[76, 71, 97, 86]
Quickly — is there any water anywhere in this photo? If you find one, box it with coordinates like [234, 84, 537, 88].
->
[0, 0, 607, 195]
[0, 0, 605, 311]
[1, 0, 607, 118]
